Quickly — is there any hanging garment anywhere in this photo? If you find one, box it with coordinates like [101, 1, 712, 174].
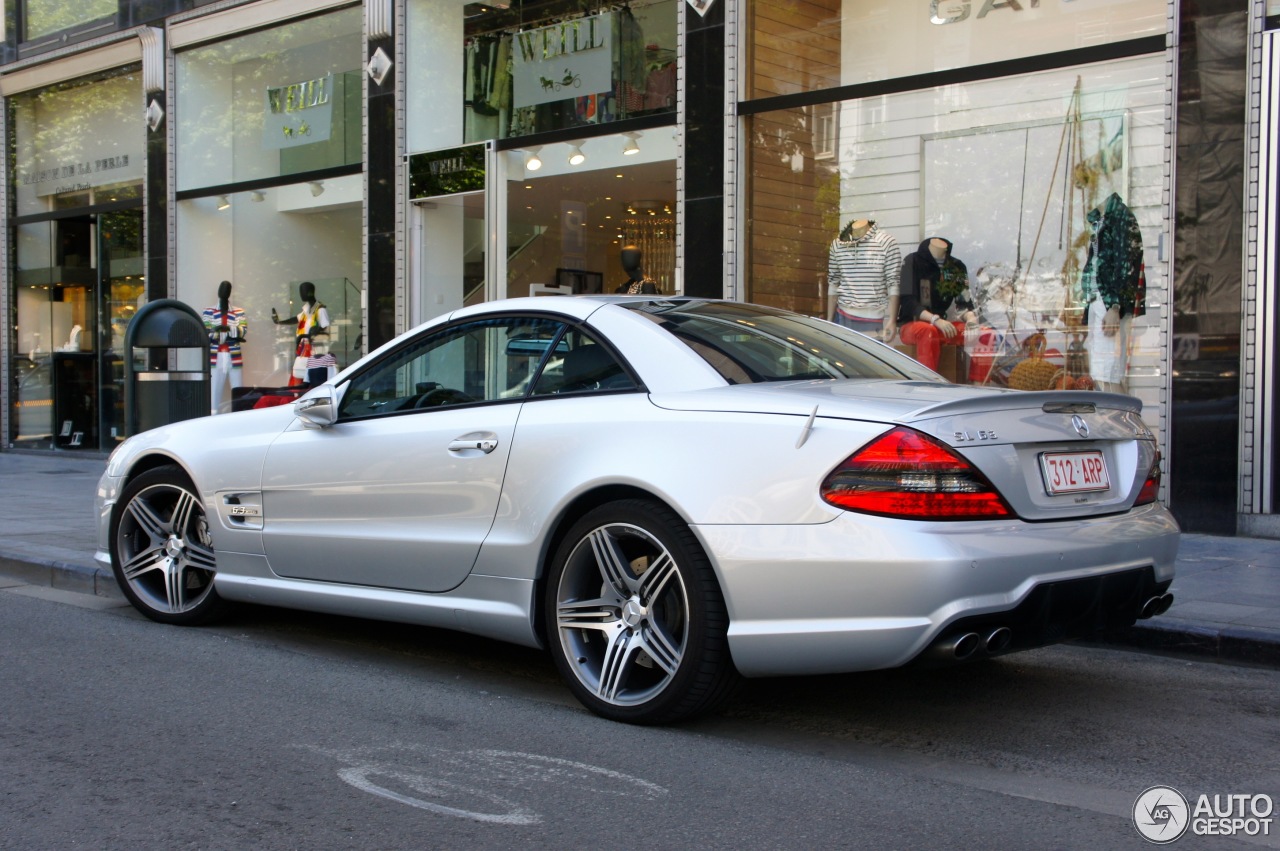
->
[1080, 193, 1145, 319]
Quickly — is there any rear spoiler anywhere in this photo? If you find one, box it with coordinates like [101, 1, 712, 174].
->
[899, 390, 1142, 423]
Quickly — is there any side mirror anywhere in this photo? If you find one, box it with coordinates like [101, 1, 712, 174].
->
[294, 384, 339, 427]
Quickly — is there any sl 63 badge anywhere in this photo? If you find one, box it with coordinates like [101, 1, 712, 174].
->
[953, 429, 998, 442]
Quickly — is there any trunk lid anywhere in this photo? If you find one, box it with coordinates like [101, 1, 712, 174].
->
[649, 381, 1156, 520]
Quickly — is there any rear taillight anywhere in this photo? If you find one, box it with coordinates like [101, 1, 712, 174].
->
[821, 426, 1013, 520]
[1135, 449, 1162, 505]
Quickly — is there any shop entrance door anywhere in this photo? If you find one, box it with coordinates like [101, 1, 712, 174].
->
[411, 191, 488, 325]
[9, 210, 143, 452]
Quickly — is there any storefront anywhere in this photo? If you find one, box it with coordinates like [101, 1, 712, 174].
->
[170, 2, 364, 413]
[1, 0, 1275, 536]
[6, 67, 146, 451]
[404, 0, 679, 323]
[738, 0, 1181, 497]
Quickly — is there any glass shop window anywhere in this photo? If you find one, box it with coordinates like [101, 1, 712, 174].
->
[502, 132, 676, 301]
[22, 0, 116, 42]
[745, 0, 1166, 100]
[409, 0, 676, 151]
[745, 55, 1168, 419]
[10, 71, 144, 218]
[174, 6, 363, 191]
[466, 0, 676, 141]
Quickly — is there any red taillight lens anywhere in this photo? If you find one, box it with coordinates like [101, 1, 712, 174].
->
[1135, 449, 1162, 505]
[821, 426, 1013, 520]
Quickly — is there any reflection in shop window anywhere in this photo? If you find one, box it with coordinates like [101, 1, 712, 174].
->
[746, 56, 1166, 421]
[22, 0, 115, 41]
[460, 0, 676, 142]
[174, 6, 362, 191]
[10, 72, 144, 218]
[812, 103, 836, 160]
[745, 0, 1165, 99]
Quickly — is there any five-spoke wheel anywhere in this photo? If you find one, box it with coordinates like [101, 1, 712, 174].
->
[110, 465, 226, 625]
[546, 499, 739, 724]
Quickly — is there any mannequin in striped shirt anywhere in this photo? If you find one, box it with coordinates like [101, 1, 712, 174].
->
[825, 219, 901, 341]
[203, 280, 247, 414]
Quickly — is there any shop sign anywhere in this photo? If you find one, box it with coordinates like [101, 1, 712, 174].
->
[12, 73, 145, 202]
[263, 73, 334, 150]
[20, 154, 140, 197]
[410, 145, 486, 198]
[930, 0, 1089, 25]
[512, 12, 613, 109]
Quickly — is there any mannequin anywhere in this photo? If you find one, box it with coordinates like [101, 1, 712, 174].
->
[273, 281, 330, 386]
[897, 237, 977, 371]
[825, 218, 901, 340]
[202, 281, 248, 414]
[614, 245, 659, 294]
[1079, 193, 1145, 392]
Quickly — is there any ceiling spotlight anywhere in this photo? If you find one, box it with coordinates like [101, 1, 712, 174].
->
[309, 181, 325, 197]
[622, 132, 640, 156]
[567, 144, 586, 166]
[250, 191, 265, 202]
[216, 195, 230, 210]
[524, 147, 543, 172]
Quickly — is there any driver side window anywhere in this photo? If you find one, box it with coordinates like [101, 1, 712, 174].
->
[338, 317, 566, 419]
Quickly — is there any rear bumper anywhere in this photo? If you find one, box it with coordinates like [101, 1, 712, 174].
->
[694, 502, 1180, 677]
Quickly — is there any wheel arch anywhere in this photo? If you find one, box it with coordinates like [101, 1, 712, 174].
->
[530, 484, 714, 644]
[117, 451, 199, 494]
[109, 453, 202, 535]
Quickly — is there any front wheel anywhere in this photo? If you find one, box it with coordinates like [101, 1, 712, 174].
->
[545, 499, 740, 724]
[110, 464, 226, 625]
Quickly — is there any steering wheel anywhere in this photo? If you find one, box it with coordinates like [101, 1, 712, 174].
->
[413, 387, 476, 408]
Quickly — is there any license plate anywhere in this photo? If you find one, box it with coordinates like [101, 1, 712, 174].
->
[1040, 450, 1110, 495]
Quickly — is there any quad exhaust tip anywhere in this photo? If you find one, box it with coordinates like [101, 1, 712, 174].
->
[1140, 593, 1175, 619]
[928, 627, 1014, 663]
[984, 626, 1013, 655]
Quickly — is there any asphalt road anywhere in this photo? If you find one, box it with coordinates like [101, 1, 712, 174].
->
[2, 582, 1277, 850]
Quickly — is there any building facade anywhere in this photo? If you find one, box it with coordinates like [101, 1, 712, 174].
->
[0, 0, 1276, 536]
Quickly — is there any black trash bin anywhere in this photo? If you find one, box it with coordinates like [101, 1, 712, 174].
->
[123, 299, 211, 436]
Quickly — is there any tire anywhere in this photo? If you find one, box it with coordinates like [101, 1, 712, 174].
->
[545, 499, 740, 724]
[110, 464, 227, 625]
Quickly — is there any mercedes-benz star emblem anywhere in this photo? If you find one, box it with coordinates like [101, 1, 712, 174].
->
[1071, 414, 1090, 439]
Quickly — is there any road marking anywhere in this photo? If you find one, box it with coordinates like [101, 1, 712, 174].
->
[337, 766, 539, 825]
[302, 743, 668, 825]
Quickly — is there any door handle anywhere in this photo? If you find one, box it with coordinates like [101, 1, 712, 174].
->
[448, 432, 498, 454]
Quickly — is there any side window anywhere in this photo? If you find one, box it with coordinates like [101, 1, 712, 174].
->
[338, 317, 565, 419]
[530, 329, 636, 396]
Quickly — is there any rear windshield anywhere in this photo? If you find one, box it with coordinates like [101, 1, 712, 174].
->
[622, 300, 939, 384]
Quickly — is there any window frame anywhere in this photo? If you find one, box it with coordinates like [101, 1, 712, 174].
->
[334, 312, 643, 423]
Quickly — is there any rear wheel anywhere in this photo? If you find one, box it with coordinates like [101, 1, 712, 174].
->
[545, 499, 740, 724]
[110, 465, 226, 625]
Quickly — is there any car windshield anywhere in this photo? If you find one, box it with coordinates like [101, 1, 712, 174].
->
[622, 300, 939, 384]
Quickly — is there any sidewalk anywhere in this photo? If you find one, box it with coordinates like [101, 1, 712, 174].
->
[2, 450, 1278, 667]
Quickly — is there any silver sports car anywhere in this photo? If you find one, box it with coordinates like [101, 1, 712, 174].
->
[96, 297, 1179, 724]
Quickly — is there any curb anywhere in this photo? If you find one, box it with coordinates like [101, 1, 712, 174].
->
[0, 552, 123, 601]
[1096, 619, 1280, 669]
